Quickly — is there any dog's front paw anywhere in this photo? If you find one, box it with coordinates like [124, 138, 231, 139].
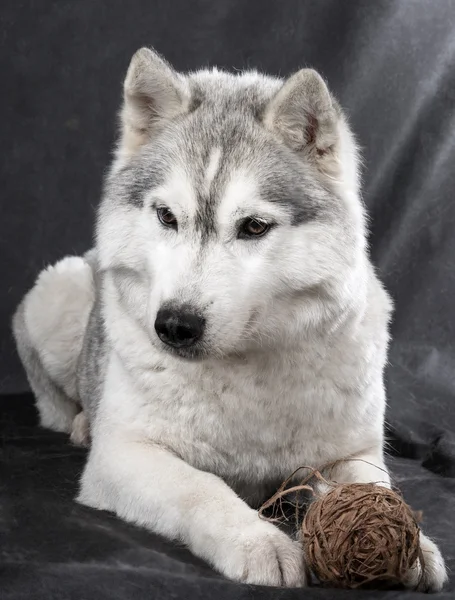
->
[404, 533, 447, 593]
[217, 519, 306, 587]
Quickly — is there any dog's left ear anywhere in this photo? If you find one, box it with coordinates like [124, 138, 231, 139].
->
[264, 69, 341, 177]
[119, 47, 190, 158]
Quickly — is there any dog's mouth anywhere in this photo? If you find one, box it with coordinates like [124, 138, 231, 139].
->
[157, 340, 210, 362]
[151, 310, 261, 362]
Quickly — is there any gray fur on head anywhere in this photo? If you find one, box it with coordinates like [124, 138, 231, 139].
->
[118, 47, 356, 185]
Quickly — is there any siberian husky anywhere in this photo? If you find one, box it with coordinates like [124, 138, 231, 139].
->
[13, 48, 446, 590]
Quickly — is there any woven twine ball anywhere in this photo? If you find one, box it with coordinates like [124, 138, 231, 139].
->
[301, 483, 422, 589]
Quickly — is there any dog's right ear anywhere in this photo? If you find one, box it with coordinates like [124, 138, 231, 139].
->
[263, 69, 342, 179]
[119, 48, 190, 158]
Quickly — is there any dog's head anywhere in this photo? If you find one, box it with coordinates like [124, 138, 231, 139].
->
[98, 48, 366, 360]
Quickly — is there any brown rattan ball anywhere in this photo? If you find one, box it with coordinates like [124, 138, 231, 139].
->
[301, 483, 422, 589]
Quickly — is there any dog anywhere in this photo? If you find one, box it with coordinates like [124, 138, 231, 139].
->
[13, 48, 447, 590]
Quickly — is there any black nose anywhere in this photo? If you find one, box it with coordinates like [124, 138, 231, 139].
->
[154, 307, 205, 348]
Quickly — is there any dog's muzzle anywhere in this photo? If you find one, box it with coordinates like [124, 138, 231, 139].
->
[154, 306, 205, 348]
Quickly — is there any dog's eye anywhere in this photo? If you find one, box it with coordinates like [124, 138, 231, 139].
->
[157, 207, 177, 230]
[238, 218, 271, 239]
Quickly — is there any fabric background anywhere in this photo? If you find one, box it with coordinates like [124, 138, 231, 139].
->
[1, 1, 454, 598]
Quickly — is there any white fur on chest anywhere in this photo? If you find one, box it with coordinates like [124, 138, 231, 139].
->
[99, 309, 386, 489]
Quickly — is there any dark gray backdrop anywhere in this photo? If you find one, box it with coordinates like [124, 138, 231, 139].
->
[1, 1, 454, 599]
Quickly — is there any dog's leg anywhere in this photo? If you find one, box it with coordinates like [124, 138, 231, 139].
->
[70, 411, 90, 447]
[320, 451, 447, 592]
[12, 256, 95, 432]
[78, 439, 305, 587]
[13, 298, 78, 432]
